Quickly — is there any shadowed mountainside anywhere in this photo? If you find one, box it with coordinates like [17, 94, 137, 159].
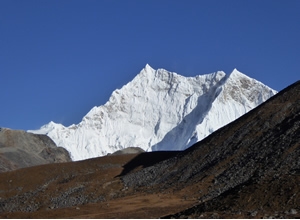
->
[0, 80, 299, 218]
[0, 129, 71, 172]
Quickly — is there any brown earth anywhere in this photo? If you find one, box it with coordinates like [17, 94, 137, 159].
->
[0, 152, 195, 218]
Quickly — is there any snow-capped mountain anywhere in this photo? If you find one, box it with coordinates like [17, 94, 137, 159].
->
[28, 64, 277, 161]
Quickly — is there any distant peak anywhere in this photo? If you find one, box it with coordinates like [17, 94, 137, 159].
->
[144, 63, 155, 72]
[230, 68, 242, 75]
[228, 68, 250, 79]
[136, 64, 156, 79]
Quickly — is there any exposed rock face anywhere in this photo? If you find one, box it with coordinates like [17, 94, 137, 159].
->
[0, 128, 71, 172]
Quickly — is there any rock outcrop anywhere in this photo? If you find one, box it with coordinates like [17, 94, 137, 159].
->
[0, 128, 71, 172]
[110, 147, 145, 155]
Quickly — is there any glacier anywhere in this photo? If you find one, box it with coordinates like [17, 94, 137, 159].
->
[28, 64, 277, 161]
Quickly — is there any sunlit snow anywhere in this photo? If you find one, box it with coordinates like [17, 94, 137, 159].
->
[28, 64, 277, 161]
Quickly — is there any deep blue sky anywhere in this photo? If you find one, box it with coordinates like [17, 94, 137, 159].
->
[1, 0, 299, 130]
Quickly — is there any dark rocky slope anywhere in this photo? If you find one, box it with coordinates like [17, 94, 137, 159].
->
[0, 128, 71, 172]
[122, 80, 300, 218]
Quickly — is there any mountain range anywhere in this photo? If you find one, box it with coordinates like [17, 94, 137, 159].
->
[0, 77, 299, 218]
[29, 64, 277, 161]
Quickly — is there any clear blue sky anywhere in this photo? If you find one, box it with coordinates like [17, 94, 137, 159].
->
[1, 0, 299, 130]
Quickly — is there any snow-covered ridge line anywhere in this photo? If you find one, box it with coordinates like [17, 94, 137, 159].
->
[28, 64, 277, 161]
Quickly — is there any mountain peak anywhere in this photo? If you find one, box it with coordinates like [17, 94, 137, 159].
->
[28, 66, 277, 161]
[144, 63, 155, 73]
[228, 68, 249, 78]
[135, 64, 156, 80]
